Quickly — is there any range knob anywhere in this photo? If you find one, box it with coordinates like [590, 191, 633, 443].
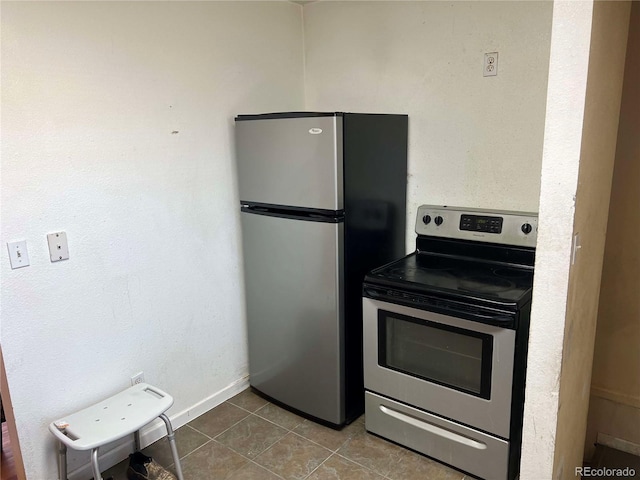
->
[434, 216, 444, 226]
[422, 215, 432, 225]
[521, 223, 533, 235]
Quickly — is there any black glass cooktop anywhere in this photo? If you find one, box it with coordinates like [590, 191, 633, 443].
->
[366, 252, 534, 306]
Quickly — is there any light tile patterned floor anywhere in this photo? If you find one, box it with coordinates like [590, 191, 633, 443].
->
[103, 389, 469, 480]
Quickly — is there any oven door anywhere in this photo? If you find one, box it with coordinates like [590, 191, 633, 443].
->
[363, 297, 515, 438]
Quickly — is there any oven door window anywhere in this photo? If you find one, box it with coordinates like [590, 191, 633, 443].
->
[378, 310, 493, 399]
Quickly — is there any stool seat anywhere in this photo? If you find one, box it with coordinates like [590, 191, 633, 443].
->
[49, 383, 183, 480]
[49, 383, 173, 450]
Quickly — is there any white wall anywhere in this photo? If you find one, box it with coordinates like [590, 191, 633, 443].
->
[551, 1, 631, 476]
[0, 2, 304, 477]
[519, 2, 594, 475]
[303, 1, 552, 247]
[521, 1, 631, 478]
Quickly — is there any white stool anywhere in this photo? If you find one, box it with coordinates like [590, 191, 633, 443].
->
[48, 383, 184, 480]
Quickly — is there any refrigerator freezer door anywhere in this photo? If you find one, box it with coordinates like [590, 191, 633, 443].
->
[235, 115, 343, 211]
[241, 210, 345, 425]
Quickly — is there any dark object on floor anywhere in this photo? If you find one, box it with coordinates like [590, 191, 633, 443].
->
[127, 451, 176, 480]
[584, 444, 640, 479]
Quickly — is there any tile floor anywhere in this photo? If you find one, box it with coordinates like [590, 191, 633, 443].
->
[103, 388, 469, 480]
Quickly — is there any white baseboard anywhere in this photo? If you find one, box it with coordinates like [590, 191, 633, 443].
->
[67, 376, 249, 480]
[597, 432, 640, 457]
[591, 387, 640, 409]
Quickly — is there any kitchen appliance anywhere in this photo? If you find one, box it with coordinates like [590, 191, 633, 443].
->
[363, 205, 537, 480]
[235, 112, 408, 427]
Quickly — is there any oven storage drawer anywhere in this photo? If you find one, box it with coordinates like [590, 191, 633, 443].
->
[365, 392, 509, 480]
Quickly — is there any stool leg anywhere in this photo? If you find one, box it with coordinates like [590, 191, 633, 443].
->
[90, 448, 102, 480]
[58, 441, 67, 480]
[159, 413, 183, 480]
[134, 429, 141, 451]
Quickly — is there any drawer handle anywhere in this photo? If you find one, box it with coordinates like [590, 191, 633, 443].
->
[378, 405, 488, 450]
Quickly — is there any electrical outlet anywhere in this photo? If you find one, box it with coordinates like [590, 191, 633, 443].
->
[484, 52, 498, 77]
[131, 372, 145, 386]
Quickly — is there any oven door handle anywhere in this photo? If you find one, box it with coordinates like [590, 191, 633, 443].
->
[379, 405, 488, 450]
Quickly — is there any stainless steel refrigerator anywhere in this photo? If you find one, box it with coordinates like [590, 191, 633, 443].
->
[235, 112, 407, 427]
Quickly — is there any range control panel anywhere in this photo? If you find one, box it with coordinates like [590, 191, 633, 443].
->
[460, 214, 503, 234]
[415, 205, 538, 248]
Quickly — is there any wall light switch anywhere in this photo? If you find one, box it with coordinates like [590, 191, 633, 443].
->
[7, 240, 30, 269]
[572, 233, 581, 265]
[47, 232, 70, 262]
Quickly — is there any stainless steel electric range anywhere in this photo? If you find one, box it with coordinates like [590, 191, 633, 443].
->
[362, 205, 537, 480]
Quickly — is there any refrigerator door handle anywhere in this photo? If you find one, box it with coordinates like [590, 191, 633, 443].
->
[241, 204, 344, 223]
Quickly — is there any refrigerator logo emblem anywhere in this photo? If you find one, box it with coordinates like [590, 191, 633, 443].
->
[308, 128, 323, 135]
